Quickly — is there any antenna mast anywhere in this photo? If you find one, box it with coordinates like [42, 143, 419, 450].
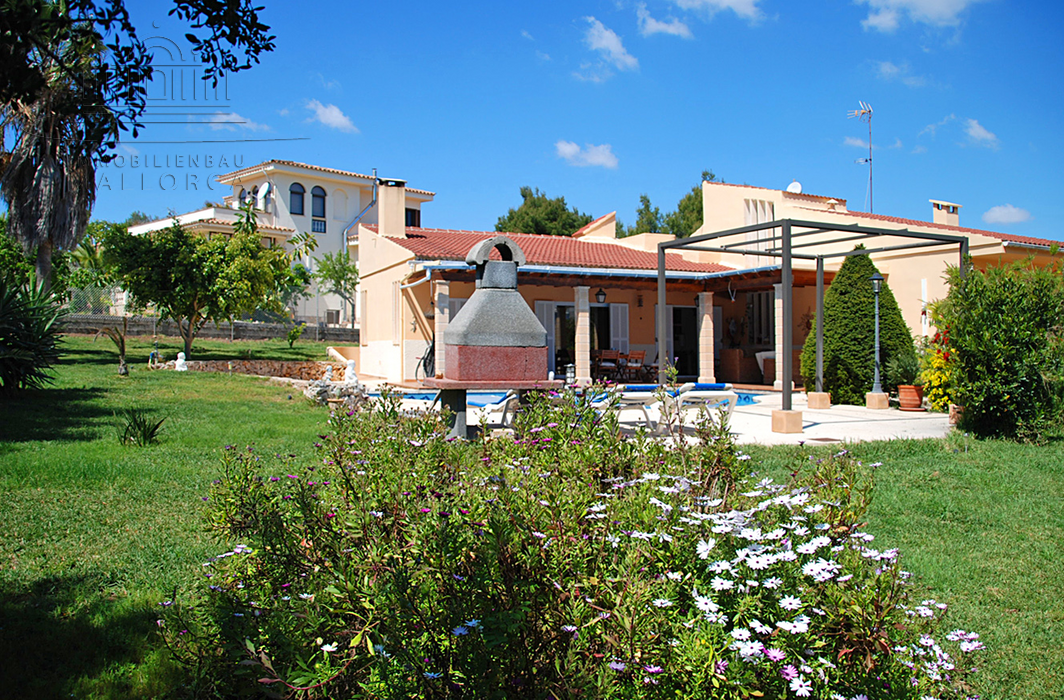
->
[848, 101, 874, 212]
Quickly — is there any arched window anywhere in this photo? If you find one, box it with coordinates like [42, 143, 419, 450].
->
[238, 188, 248, 205]
[290, 183, 306, 215]
[311, 186, 326, 218]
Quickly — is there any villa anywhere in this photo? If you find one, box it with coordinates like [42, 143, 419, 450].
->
[353, 178, 1061, 387]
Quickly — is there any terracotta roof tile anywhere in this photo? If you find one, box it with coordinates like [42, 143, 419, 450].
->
[187, 218, 295, 234]
[794, 207, 1061, 249]
[367, 226, 731, 274]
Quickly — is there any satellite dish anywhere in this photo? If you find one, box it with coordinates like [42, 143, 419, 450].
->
[786, 180, 802, 194]
[257, 182, 271, 210]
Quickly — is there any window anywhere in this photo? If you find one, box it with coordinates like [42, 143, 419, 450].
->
[312, 219, 326, 233]
[289, 183, 305, 215]
[326, 309, 340, 326]
[748, 290, 774, 347]
[312, 186, 326, 218]
[238, 188, 248, 205]
[405, 207, 421, 227]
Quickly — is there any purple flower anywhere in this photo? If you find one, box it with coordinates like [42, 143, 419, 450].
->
[643, 665, 663, 674]
[780, 664, 799, 680]
[609, 661, 626, 672]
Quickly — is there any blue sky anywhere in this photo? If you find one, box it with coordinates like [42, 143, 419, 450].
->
[95, 0, 1064, 241]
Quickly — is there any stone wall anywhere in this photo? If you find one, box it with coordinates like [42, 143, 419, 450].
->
[63, 314, 359, 344]
[162, 360, 352, 382]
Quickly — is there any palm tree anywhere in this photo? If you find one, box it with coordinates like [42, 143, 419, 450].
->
[0, 43, 101, 292]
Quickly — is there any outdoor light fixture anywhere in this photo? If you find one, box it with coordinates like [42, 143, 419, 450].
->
[595, 288, 607, 304]
[565, 363, 576, 385]
[870, 272, 884, 394]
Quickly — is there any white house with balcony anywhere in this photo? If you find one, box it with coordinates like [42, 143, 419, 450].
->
[129, 160, 435, 327]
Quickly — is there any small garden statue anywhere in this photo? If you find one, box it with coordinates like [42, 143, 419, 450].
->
[321, 365, 333, 382]
[174, 352, 188, 372]
[345, 359, 357, 384]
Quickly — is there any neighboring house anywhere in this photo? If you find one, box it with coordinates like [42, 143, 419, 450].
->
[129, 160, 434, 326]
[355, 178, 1061, 387]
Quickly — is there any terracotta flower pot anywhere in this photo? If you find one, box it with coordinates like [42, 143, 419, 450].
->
[898, 384, 925, 412]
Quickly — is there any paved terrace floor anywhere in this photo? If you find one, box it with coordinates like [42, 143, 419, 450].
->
[725, 392, 950, 446]
[366, 379, 951, 446]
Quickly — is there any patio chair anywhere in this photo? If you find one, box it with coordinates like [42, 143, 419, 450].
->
[598, 349, 621, 381]
[621, 350, 647, 382]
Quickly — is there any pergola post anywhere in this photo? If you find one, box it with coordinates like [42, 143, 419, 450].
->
[772, 220, 802, 433]
[807, 257, 831, 409]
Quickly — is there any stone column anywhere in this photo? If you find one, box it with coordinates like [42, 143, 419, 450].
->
[433, 280, 449, 378]
[772, 283, 792, 391]
[697, 291, 716, 383]
[575, 286, 592, 384]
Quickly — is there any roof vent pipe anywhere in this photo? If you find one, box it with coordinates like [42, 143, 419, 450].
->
[342, 168, 378, 246]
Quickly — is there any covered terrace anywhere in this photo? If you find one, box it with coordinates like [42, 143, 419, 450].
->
[656, 219, 968, 432]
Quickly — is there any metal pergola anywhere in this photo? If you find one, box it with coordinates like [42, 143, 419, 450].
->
[656, 218, 969, 411]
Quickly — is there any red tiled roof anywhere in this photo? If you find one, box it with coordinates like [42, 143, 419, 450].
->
[794, 206, 1061, 250]
[367, 226, 732, 274]
[216, 160, 435, 196]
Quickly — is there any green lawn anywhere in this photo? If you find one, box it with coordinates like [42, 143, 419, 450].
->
[1, 334, 1061, 699]
[0, 335, 331, 699]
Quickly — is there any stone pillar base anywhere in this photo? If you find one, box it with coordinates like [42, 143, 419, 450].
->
[865, 392, 890, 410]
[807, 392, 831, 410]
[771, 409, 803, 433]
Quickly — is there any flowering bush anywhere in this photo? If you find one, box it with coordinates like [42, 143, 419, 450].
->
[161, 392, 983, 699]
[919, 331, 953, 413]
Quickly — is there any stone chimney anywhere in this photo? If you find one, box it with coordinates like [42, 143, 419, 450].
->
[930, 199, 961, 227]
[378, 177, 407, 237]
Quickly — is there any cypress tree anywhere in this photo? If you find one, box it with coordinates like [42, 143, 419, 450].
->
[800, 252, 915, 405]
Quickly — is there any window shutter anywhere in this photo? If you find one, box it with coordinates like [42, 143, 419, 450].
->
[610, 303, 629, 353]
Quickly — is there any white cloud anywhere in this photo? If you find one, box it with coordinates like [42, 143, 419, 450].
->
[875, 60, 927, 87]
[673, 0, 761, 21]
[555, 140, 619, 169]
[857, 0, 987, 32]
[889, 137, 903, 148]
[315, 73, 341, 91]
[982, 204, 1032, 225]
[637, 3, 693, 37]
[206, 112, 269, 131]
[521, 29, 534, 40]
[964, 118, 998, 148]
[911, 144, 927, 154]
[844, 136, 870, 148]
[584, 17, 638, 71]
[305, 100, 359, 133]
[919, 113, 955, 137]
[536, 50, 552, 61]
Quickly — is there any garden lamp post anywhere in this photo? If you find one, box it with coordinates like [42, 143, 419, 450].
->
[870, 272, 884, 394]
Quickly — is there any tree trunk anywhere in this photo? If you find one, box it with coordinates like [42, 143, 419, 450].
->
[35, 240, 54, 294]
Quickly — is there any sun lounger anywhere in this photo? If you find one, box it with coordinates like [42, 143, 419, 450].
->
[468, 390, 520, 428]
[670, 382, 738, 418]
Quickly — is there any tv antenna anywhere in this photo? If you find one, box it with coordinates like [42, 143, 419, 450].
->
[848, 101, 874, 212]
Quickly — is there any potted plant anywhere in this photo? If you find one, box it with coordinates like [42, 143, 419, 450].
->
[887, 353, 924, 411]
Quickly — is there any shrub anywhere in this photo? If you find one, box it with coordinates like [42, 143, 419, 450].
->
[118, 408, 166, 446]
[801, 253, 916, 405]
[935, 260, 1064, 440]
[287, 322, 307, 349]
[0, 273, 66, 394]
[161, 396, 983, 699]
[886, 351, 921, 388]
